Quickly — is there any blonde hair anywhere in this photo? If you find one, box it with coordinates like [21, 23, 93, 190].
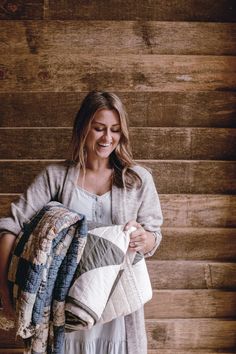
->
[70, 91, 141, 189]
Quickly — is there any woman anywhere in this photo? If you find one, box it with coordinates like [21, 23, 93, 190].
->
[0, 91, 163, 354]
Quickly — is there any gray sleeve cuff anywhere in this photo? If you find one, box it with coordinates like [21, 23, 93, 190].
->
[144, 230, 162, 258]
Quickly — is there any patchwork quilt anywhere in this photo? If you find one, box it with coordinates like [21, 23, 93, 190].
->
[8, 202, 152, 354]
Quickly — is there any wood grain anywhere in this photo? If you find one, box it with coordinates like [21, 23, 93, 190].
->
[146, 319, 236, 349]
[160, 194, 236, 228]
[0, 0, 43, 19]
[1, 319, 235, 349]
[1, 21, 236, 56]
[0, 128, 235, 160]
[147, 261, 236, 290]
[153, 228, 236, 261]
[1, 194, 236, 228]
[145, 290, 236, 318]
[1, 92, 235, 128]
[0, 349, 235, 354]
[47, 1, 236, 22]
[0, 160, 235, 194]
[148, 351, 236, 354]
[0, 55, 235, 92]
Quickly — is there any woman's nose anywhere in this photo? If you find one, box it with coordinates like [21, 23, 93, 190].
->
[104, 129, 112, 141]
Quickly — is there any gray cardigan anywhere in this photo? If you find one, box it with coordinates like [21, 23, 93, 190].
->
[0, 160, 163, 354]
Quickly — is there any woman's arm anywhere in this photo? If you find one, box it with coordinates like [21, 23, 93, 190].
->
[0, 233, 16, 318]
[125, 167, 163, 257]
[0, 164, 60, 236]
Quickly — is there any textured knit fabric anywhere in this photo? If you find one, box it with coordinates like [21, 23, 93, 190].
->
[0, 160, 163, 354]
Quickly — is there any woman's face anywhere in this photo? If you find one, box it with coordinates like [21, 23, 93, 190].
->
[84, 109, 122, 162]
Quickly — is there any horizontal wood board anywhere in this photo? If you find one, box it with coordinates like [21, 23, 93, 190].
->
[0, 92, 235, 128]
[145, 290, 236, 318]
[0, 160, 235, 194]
[1, 194, 236, 227]
[0, 128, 236, 160]
[47, 1, 236, 22]
[0, 55, 236, 92]
[1, 21, 236, 56]
[0, 319, 235, 349]
[147, 261, 236, 290]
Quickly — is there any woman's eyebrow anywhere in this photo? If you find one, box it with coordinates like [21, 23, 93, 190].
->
[92, 121, 120, 126]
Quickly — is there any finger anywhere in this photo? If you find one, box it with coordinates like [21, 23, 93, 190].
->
[124, 220, 137, 231]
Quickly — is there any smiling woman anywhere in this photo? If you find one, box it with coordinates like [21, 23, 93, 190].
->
[0, 91, 163, 354]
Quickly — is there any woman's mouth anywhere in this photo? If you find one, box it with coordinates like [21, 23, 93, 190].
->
[98, 143, 111, 147]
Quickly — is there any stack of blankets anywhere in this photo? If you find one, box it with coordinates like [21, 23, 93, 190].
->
[8, 202, 152, 354]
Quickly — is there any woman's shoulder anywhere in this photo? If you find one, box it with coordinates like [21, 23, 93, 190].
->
[130, 164, 153, 181]
[40, 160, 76, 179]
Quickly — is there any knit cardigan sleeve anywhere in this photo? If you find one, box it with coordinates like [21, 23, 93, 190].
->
[135, 167, 163, 257]
[0, 164, 65, 236]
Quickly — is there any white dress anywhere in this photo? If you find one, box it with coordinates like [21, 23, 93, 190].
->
[65, 186, 127, 354]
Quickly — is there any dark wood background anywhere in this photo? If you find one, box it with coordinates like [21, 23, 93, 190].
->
[0, 0, 236, 353]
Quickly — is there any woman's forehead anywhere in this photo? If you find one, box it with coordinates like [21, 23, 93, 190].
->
[92, 109, 120, 125]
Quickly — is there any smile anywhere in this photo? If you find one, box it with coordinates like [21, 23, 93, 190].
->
[98, 143, 111, 147]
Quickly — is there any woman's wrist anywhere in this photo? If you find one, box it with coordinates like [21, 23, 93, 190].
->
[143, 231, 156, 254]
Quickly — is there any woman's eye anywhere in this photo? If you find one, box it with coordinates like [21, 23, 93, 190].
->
[94, 127, 104, 131]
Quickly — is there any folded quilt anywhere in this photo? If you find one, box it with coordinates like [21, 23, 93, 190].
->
[8, 202, 153, 353]
[8, 202, 87, 354]
[65, 225, 152, 330]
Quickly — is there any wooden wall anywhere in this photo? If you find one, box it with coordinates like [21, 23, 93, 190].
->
[0, 0, 236, 353]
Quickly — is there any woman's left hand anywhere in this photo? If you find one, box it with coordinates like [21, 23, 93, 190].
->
[124, 220, 155, 253]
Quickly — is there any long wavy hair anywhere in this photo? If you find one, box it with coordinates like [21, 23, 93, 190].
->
[70, 91, 141, 189]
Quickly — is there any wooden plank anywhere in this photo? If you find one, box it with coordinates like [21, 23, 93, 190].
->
[153, 228, 236, 261]
[0, 0, 43, 19]
[0, 349, 234, 354]
[147, 261, 236, 290]
[1, 21, 236, 56]
[1, 319, 236, 350]
[160, 195, 236, 228]
[0, 55, 235, 92]
[132, 128, 236, 160]
[146, 319, 236, 349]
[0, 161, 236, 195]
[145, 290, 236, 318]
[47, 1, 236, 22]
[148, 351, 236, 354]
[1, 194, 236, 228]
[0, 92, 235, 128]
[0, 128, 235, 160]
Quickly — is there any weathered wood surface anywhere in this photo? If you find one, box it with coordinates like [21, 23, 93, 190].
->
[1, 194, 236, 228]
[149, 351, 236, 354]
[1, 21, 236, 56]
[145, 290, 236, 318]
[160, 194, 236, 228]
[153, 228, 236, 261]
[1, 92, 235, 128]
[1, 350, 235, 354]
[0, 0, 43, 19]
[0, 128, 236, 160]
[46, 1, 236, 22]
[147, 261, 236, 290]
[1, 319, 235, 349]
[146, 319, 236, 349]
[0, 160, 236, 195]
[0, 55, 235, 92]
